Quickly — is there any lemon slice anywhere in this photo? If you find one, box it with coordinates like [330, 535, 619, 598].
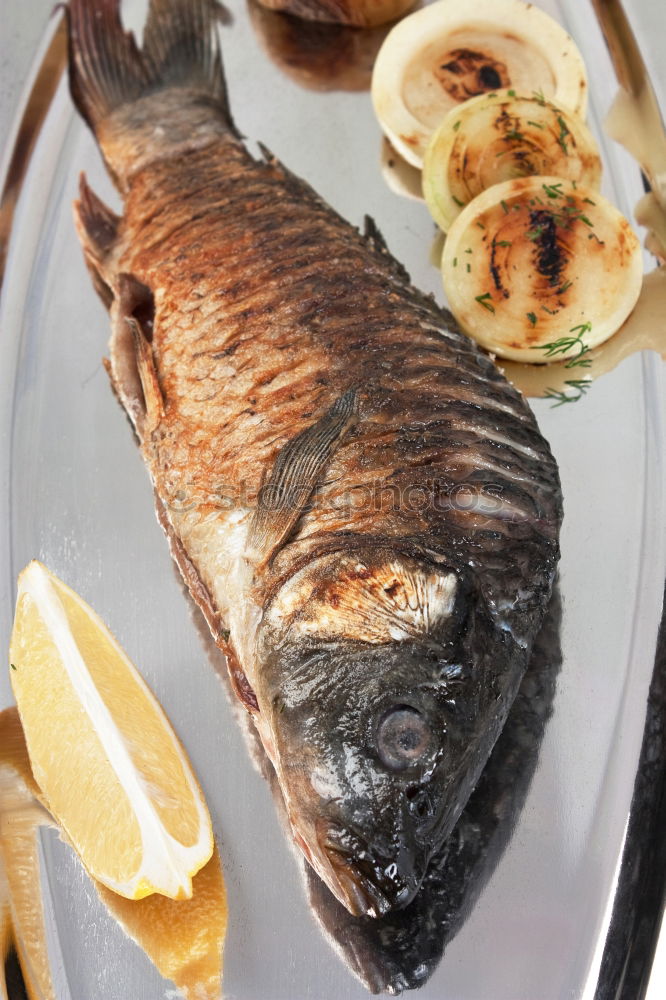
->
[440, 176, 643, 362]
[423, 91, 602, 232]
[9, 561, 213, 901]
[0, 709, 57, 1000]
[371, 0, 588, 168]
[0, 706, 226, 999]
[97, 848, 227, 1000]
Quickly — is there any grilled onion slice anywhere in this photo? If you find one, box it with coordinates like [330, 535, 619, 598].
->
[423, 91, 602, 232]
[440, 176, 643, 363]
[371, 0, 588, 168]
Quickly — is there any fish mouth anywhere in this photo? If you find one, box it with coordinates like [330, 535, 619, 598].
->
[317, 823, 418, 919]
[322, 840, 393, 918]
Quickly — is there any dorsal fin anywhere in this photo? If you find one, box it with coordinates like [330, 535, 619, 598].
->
[73, 173, 120, 309]
[75, 173, 120, 257]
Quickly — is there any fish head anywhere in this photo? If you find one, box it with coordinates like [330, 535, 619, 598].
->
[258, 551, 518, 917]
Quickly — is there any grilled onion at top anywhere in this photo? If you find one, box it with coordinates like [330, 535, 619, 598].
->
[440, 176, 643, 363]
[372, 0, 588, 168]
[423, 91, 602, 232]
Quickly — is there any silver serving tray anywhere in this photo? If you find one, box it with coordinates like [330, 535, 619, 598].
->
[1, 2, 665, 998]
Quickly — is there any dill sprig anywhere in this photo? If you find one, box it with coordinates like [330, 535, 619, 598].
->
[544, 378, 592, 407]
[534, 322, 592, 368]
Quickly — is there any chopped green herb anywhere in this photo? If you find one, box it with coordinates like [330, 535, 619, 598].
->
[475, 293, 495, 313]
[558, 280, 572, 293]
[465, 247, 473, 254]
[527, 312, 537, 327]
[452, 257, 458, 267]
[526, 226, 544, 241]
[475, 221, 486, 230]
[220, 628, 230, 642]
[579, 214, 593, 227]
[501, 199, 509, 214]
[532, 89, 546, 105]
[505, 129, 524, 142]
[453, 120, 462, 131]
[543, 181, 564, 199]
[452, 194, 464, 207]
[507, 89, 517, 97]
[556, 115, 570, 154]
[493, 240, 512, 247]
[466, 263, 471, 273]
[526, 119, 545, 129]
[588, 233, 605, 244]
[10, 663, 17, 671]
[541, 306, 558, 315]
[583, 197, 596, 206]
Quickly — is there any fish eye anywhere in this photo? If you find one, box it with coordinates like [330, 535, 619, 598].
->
[376, 705, 432, 770]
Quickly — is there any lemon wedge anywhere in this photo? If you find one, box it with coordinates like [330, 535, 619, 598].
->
[423, 91, 602, 232]
[9, 561, 213, 901]
[440, 176, 643, 362]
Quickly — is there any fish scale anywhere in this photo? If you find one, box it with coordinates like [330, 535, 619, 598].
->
[66, 0, 561, 924]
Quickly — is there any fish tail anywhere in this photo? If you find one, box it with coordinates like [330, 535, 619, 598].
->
[66, 0, 236, 175]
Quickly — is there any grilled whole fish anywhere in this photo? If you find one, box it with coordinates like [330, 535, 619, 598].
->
[65, 0, 562, 919]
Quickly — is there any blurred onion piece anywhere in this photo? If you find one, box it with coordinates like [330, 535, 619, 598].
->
[254, 0, 417, 28]
[248, 0, 394, 91]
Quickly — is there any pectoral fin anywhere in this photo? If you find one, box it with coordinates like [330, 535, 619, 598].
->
[127, 317, 165, 433]
[109, 272, 164, 436]
[247, 388, 359, 565]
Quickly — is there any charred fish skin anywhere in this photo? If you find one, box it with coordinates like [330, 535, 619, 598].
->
[65, 0, 562, 919]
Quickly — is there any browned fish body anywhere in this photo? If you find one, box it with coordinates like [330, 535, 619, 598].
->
[66, 0, 562, 920]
